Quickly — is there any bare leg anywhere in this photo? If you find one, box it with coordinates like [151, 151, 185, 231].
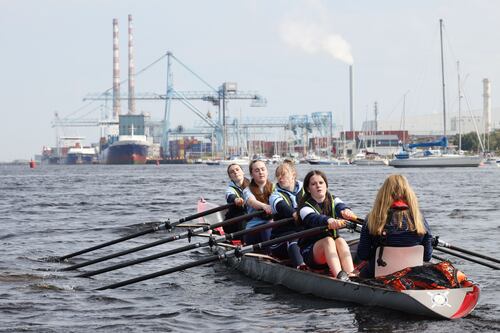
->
[335, 237, 354, 274]
[313, 237, 342, 277]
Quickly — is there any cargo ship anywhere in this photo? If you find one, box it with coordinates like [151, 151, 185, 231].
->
[99, 114, 150, 164]
[66, 146, 98, 164]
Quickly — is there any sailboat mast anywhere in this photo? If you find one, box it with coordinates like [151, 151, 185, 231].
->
[439, 19, 447, 140]
[457, 61, 462, 153]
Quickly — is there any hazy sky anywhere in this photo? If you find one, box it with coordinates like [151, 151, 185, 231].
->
[1, 0, 499, 161]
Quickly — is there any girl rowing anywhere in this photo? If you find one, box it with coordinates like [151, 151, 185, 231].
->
[223, 163, 250, 238]
[298, 170, 357, 280]
[242, 159, 274, 245]
[356, 174, 433, 278]
[268, 161, 306, 269]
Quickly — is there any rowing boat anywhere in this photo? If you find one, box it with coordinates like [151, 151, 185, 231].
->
[198, 199, 480, 319]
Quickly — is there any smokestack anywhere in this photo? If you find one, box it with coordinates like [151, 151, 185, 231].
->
[483, 78, 491, 151]
[483, 78, 491, 135]
[112, 18, 121, 120]
[128, 14, 136, 115]
[349, 65, 354, 132]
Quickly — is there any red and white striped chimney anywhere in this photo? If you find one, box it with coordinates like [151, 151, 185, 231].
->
[112, 18, 121, 120]
[128, 14, 136, 115]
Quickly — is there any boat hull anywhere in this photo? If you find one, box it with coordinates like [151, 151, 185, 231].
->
[66, 154, 95, 165]
[352, 159, 388, 166]
[104, 141, 149, 164]
[223, 251, 479, 319]
[198, 199, 479, 319]
[389, 155, 482, 168]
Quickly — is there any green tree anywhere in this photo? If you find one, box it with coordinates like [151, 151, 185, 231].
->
[451, 129, 500, 153]
[451, 132, 479, 152]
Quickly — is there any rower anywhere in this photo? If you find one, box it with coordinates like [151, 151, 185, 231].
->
[268, 161, 306, 269]
[356, 174, 433, 278]
[223, 163, 250, 240]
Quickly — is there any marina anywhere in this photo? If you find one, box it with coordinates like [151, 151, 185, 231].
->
[33, 16, 499, 167]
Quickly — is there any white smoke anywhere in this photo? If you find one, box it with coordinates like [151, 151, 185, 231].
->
[279, 3, 354, 64]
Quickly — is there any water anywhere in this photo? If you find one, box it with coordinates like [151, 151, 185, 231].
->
[1, 164, 499, 332]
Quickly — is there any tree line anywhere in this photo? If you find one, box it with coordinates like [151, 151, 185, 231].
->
[450, 129, 500, 153]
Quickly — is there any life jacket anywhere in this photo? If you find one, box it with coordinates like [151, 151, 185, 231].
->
[375, 204, 422, 275]
[228, 184, 244, 199]
[275, 182, 304, 209]
[223, 181, 247, 234]
[304, 193, 338, 238]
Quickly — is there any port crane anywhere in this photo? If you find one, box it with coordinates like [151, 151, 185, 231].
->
[84, 52, 267, 158]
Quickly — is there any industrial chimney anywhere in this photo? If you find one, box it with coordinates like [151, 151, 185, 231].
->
[483, 78, 491, 150]
[112, 18, 121, 120]
[128, 14, 136, 115]
[349, 65, 354, 132]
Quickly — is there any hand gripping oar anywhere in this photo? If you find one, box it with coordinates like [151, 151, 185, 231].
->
[61, 210, 265, 271]
[57, 202, 235, 261]
[97, 224, 332, 290]
[433, 236, 500, 264]
[78, 217, 295, 278]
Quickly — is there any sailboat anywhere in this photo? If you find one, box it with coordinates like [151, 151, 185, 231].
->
[389, 19, 482, 168]
[352, 103, 388, 166]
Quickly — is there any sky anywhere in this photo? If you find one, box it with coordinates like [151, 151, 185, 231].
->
[1, 0, 500, 161]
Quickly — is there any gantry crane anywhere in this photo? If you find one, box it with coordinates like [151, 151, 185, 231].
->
[84, 51, 267, 158]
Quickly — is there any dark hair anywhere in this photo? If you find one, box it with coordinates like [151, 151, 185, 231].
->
[248, 159, 273, 203]
[302, 170, 329, 193]
[227, 163, 250, 188]
[226, 163, 240, 176]
[298, 170, 333, 219]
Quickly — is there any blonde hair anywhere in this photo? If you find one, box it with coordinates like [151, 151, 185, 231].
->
[367, 174, 425, 236]
[275, 161, 297, 180]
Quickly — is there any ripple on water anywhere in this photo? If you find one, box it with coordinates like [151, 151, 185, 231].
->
[0, 165, 499, 332]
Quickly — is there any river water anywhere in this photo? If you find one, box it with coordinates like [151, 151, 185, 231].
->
[0, 164, 499, 332]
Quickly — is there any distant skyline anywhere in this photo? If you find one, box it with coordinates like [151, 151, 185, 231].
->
[1, 0, 499, 161]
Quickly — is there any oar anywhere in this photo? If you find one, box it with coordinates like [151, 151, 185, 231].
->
[57, 202, 234, 261]
[434, 246, 499, 270]
[78, 217, 294, 278]
[97, 225, 331, 290]
[61, 210, 265, 271]
[433, 237, 500, 264]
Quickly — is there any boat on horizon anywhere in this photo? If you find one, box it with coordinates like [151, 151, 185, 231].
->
[66, 146, 98, 164]
[99, 115, 151, 165]
[352, 150, 388, 166]
[219, 156, 250, 166]
[306, 153, 335, 165]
